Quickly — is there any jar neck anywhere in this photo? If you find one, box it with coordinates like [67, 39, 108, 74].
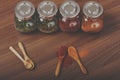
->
[61, 14, 79, 20]
[16, 16, 31, 21]
[15, 12, 35, 21]
[83, 15, 103, 21]
[40, 15, 56, 20]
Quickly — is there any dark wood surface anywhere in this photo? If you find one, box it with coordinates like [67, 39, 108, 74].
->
[0, 0, 120, 80]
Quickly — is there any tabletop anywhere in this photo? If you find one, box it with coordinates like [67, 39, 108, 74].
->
[0, 0, 120, 80]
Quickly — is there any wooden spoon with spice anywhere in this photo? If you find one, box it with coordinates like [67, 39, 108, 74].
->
[68, 46, 88, 74]
[9, 46, 33, 70]
[55, 46, 67, 77]
[55, 56, 64, 77]
[18, 42, 35, 70]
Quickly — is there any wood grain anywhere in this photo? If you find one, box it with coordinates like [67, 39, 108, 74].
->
[0, 0, 120, 80]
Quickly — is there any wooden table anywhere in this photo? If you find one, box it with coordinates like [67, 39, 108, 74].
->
[0, 0, 120, 80]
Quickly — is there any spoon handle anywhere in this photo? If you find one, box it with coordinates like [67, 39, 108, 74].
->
[55, 60, 62, 77]
[9, 46, 25, 63]
[77, 59, 87, 74]
[18, 42, 29, 60]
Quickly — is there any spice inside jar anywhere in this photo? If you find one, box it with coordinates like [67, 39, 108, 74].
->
[15, 1, 37, 33]
[37, 1, 58, 33]
[59, 0, 81, 32]
[82, 1, 103, 33]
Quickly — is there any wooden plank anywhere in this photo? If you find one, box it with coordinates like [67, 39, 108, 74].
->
[0, 0, 120, 80]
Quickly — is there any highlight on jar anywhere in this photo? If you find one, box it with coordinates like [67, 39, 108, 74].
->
[59, 0, 81, 32]
[81, 1, 104, 33]
[14, 1, 37, 33]
[37, 1, 59, 33]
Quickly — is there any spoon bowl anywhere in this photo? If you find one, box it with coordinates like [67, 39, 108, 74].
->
[25, 59, 34, 70]
[24, 60, 34, 70]
[68, 46, 88, 74]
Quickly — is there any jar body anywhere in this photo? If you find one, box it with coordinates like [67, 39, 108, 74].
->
[59, 16, 80, 32]
[15, 13, 37, 33]
[38, 17, 58, 33]
[37, 1, 58, 33]
[81, 15, 103, 33]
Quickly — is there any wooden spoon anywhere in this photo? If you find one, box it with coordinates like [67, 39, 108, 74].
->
[9, 46, 33, 70]
[68, 46, 88, 74]
[55, 46, 68, 77]
[18, 42, 35, 70]
[55, 55, 65, 77]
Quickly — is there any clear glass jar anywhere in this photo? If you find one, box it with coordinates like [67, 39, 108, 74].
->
[59, 0, 80, 32]
[37, 1, 58, 33]
[15, 1, 37, 33]
[82, 1, 103, 33]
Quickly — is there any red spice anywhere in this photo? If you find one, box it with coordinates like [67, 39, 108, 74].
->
[57, 46, 73, 68]
[62, 55, 73, 67]
[59, 17, 80, 32]
[57, 46, 68, 59]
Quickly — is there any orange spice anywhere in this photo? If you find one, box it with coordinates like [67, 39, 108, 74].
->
[82, 17, 103, 33]
[79, 49, 89, 58]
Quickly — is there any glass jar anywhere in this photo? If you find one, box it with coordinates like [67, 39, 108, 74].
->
[59, 0, 80, 32]
[15, 1, 37, 33]
[37, 1, 58, 33]
[82, 1, 103, 33]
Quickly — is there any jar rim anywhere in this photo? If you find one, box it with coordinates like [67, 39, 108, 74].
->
[15, 1, 35, 20]
[60, 0, 80, 18]
[37, 1, 58, 18]
[83, 1, 103, 18]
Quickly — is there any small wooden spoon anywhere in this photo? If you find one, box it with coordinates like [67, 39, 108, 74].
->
[55, 46, 68, 77]
[55, 55, 65, 77]
[9, 46, 33, 70]
[68, 46, 88, 74]
[18, 42, 35, 70]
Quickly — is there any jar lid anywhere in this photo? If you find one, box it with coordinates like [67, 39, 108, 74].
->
[37, 1, 58, 18]
[83, 1, 103, 18]
[15, 1, 35, 20]
[60, 0, 80, 18]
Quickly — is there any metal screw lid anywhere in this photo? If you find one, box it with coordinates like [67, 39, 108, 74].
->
[83, 1, 103, 18]
[60, 0, 80, 18]
[37, 1, 58, 18]
[15, 1, 35, 20]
